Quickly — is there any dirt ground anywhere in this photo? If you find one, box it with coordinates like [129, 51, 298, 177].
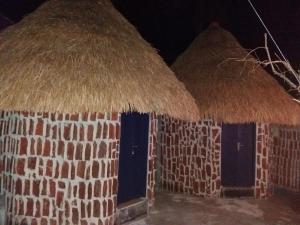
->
[129, 192, 300, 225]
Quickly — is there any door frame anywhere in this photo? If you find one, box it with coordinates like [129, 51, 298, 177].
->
[220, 123, 256, 189]
[117, 112, 151, 204]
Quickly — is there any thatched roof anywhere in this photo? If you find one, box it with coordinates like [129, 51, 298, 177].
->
[0, 0, 199, 121]
[172, 23, 300, 125]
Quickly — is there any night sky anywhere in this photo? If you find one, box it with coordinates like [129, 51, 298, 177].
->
[0, 0, 299, 68]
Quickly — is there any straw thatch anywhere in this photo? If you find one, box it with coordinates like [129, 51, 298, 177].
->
[0, 0, 199, 121]
[172, 23, 300, 125]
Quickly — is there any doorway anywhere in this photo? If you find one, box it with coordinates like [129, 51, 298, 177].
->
[117, 112, 149, 204]
[221, 123, 255, 194]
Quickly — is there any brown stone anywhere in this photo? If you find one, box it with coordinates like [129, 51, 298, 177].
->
[88, 183, 93, 199]
[64, 124, 71, 141]
[86, 165, 91, 180]
[65, 201, 70, 218]
[67, 142, 74, 160]
[71, 162, 76, 179]
[36, 138, 43, 155]
[85, 144, 91, 160]
[203, 136, 208, 147]
[75, 143, 83, 160]
[16, 158, 25, 175]
[99, 141, 107, 158]
[56, 191, 64, 207]
[77, 161, 86, 178]
[79, 182, 85, 199]
[18, 199, 24, 215]
[50, 219, 57, 225]
[58, 141, 65, 156]
[106, 162, 111, 177]
[72, 208, 79, 224]
[79, 125, 85, 141]
[70, 113, 79, 121]
[35, 119, 44, 135]
[15, 178, 22, 195]
[102, 200, 107, 217]
[32, 180, 40, 197]
[82, 112, 89, 121]
[46, 160, 53, 177]
[98, 113, 105, 119]
[87, 202, 92, 218]
[27, 157, 36, 170]
[47, 180, 55, 198]
[87, 125, 94, 141]
[103, 180, 107, 197]
[72, 125, 78, 141]
[93, 200, 100, 217]
[35, 200, 41, 217]
[108, 199, 113, 216]
[100, 161, 106, 177]
[116, 123, 120, 139]
[96, 122, 102, 139]
[19, 137, 28, 155]
[94, 180, 102, 197]
[42, 140, 51, 156]
[109, 124, 115, 139]
[41, 179, 47, 195]
[61, 162, 69, 178]
[112, 178, 117, 195]
[81, 202, 86, 218]
[26, 198, 34, 216]
[90, 112, 97, 121]
[92, 161, 99, 178]
[263, 147, 267, 157]
[103, 123, 108, 139]
[111, 112, 118, 121]
[262, 158, 267, 169]
[24, 180, 30, 195]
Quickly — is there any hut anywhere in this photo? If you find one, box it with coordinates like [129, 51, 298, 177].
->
[158, 23, 300, 199]
[0, 0, 199, 224]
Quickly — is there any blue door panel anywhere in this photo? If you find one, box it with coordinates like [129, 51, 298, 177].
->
[117, 112, 149, 204]
[221, 124, 255, 187]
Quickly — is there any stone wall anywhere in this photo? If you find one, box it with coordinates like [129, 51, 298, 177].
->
[0, 111, 120, 225]
[271, 125, 300, 192]
[255, 123, 273, 198]
[159, 118, 274, 199]
[146, 113, 157, 205]
[159, 116, 221, 197]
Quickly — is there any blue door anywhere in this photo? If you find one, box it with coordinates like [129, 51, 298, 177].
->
[117, 112, 149, 204]
[221, 124, 255, 187]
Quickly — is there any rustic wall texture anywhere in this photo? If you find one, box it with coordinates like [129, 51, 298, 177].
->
[0, 111, 157, 224]
[255, 123, 273, 198]
[147, 113, 158, 205]
[159, 117, 274, 199]
[159, 116, 221, 197]
[0, 111, 120, 225]
[271, 125, 300, 192]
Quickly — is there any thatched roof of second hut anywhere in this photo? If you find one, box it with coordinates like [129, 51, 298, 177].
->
[0, 0, 199, 121]
[172, 24, 300, 125]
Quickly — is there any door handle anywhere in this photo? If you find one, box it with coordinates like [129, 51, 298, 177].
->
[237, 142, 243, 151]
[131, 145, 138, 156]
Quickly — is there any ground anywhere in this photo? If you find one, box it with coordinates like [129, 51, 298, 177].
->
[129, 192, 300, 225]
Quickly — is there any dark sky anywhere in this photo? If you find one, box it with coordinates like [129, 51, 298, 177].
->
[0, 0, 299, 67]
